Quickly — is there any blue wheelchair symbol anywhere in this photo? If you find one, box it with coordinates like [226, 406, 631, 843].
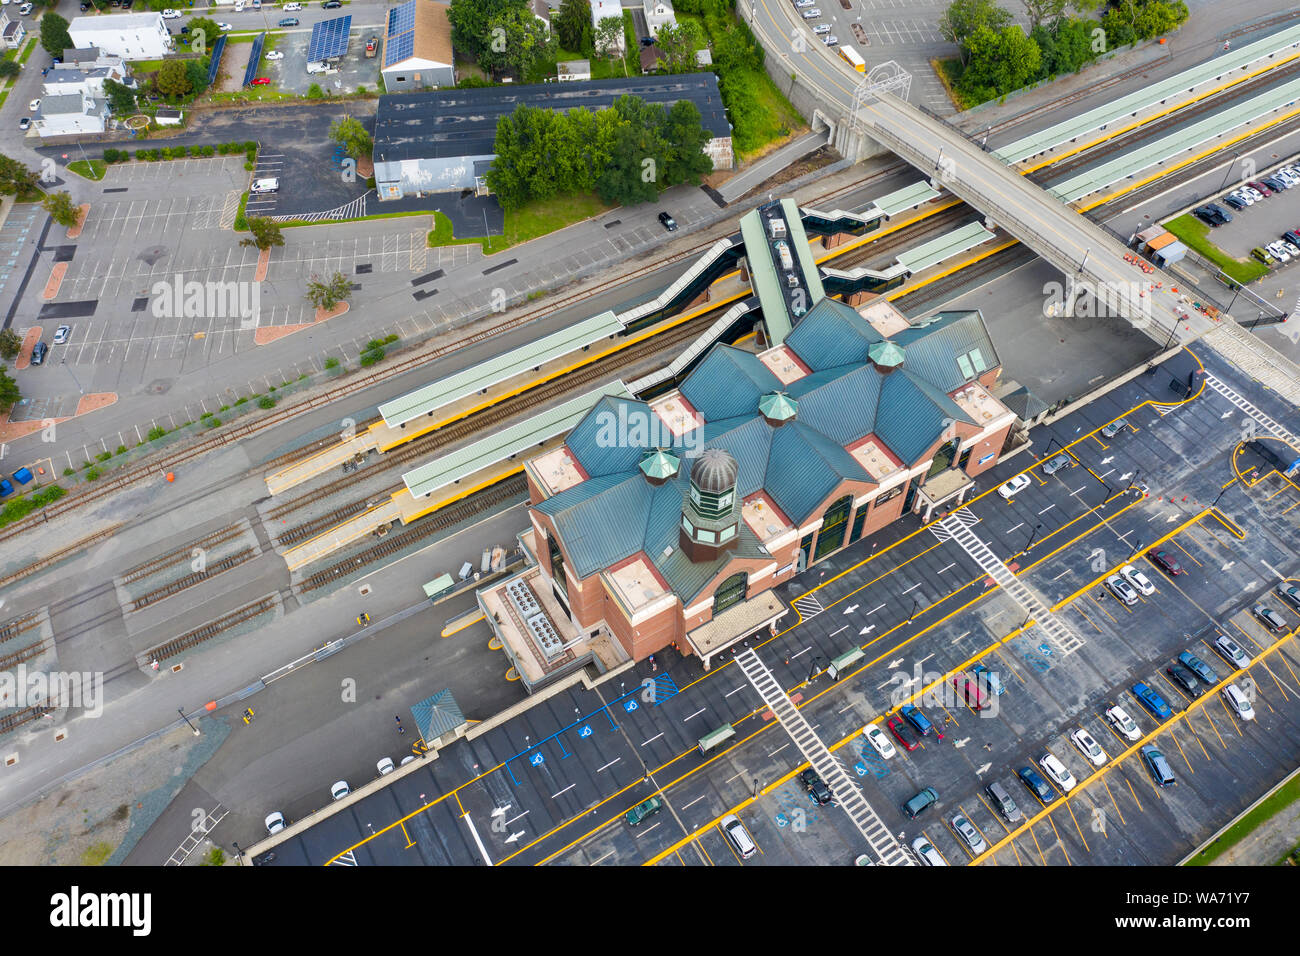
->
[775, 812, 789, 828]
[623, 699, 639, 712]
[1039, 644, 1053, 657]
[530, 752, 545, 767]
[579, 725, 593, 738]
[854, 761, 868, 777]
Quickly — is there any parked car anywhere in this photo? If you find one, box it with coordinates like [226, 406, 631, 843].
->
[800, 7, 821, 18]
[1140, 745, 1176, 787]
[1246, 182, 1271, 198]
[17, 2, 31, 14]
[1261, 176, 1288, 192]
[719, 814, 756, 858]
[216, 22, 232, 31]
[1222, 193, 1248, 210]
[1231, 189, 1255, 205]
[284, 1, 302, 8]
[30, 341, 48, 365]
[277, 17, 299, 26]
[1193, 205, 1230, 226]
[911, 836, 946, 866]
[1101, 417, 1128, 438]
[823, 34, 838, 45]
[1165, 661, 1202, 698]
[1105, 573, 1139, 606]
[1120, 563, 1155, 596]
[323, 0, 342, 6]
[1251, 604, 1288, 633]
[28, 99, 40, 112]
[1017, 766, 1056, 805]
[1038, 751, 1077, 792]
[971, 662, 1005, 696]
[900, 703, 940, 738]
[264, 811, 286, 835]
[997, 473, 1031, 499]
[1252, 246, 1275, 265]
[1132, 681, 1173, 720]
[1275, 582, 1300, 612]
[1177, 650, 1218, 685]
[1265, 241, 1292, 263]
[949, 813, 987, 854]
[886, 715, 920, 752]
[1221, 683, 1254, 721]
[52, 325, 70, 345]
[862, 723, 896, 759]
[1041, 452, 1072, 475]
[18, 117, 30, 131]
[377, 756, 395, 775]
[902, 786, 939, 819]
[800, 768, 833, 805]
[265, 50, 284, 60]
[1146, 549, 1184, 576]
[657, 210, 677, 231]
[985, 780, 1023, 823]
[794, 0, 815, 5]
[1204, 202, 1232, 223]
[1213, 634, 1252, 669]
[251, 77, 272, 85]
[161, 8, 181, 18]
[952, 672, 988, 710]
[624, 795, 663, 826]
[1070, 727, 1107, 766]
[330, 780, 350, 801]
[812, 23, 831, 34]
[1242, 185, 1265, 201]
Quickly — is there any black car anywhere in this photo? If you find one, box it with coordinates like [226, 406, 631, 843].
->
[1165, 662, 1202, 698]
[1205, 202, 1232, 223]
[1252, 604, 1288, 634]
[1261, 176, 1288, 192]
[1222, 194, 1248, 210]
[30, 341, 49, 366]
[800, 768, 833, 805]
[323, 0, 342, 6]
[658, 211, 677, 231]
[1284, 230, 1300, 247]
[278, 17, 299, 26]
[1193, 205, 1228, 227]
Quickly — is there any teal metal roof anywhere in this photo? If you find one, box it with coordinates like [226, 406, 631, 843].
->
[893, 310, 1000, 392]
[896, 221, 995, 274]
[869, 341, 905, 368]
[378, 310, 622, 429]
[739, 207, 790, 345]
[875, 180, 942, 216]
[994, 23, 1300, 166]
[412, 688, 466, 740]
[639, 449, 681, 480]
[680, 346, 780, 421]
[758, 391, 798, 422]
[739, 200, 827, 347]
[402, 383, 629, 499]
[783, 295, 884, 369]
[1048, 76, 1300, 203]
[782, 198, 825, 302]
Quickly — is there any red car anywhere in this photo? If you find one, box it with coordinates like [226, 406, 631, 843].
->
[953, 673, 988, 711]
[1247, 181, 1272, 197]
[1147, 549, 1184, 577]
[251, 77, 271, 85]
[887, 715, 920, 752]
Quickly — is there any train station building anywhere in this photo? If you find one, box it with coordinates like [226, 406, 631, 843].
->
[479, 289, 1017, 688]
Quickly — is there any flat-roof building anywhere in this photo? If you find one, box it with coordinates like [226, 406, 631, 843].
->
[372, 73, 733, 200]
[67, 12, 172, 60]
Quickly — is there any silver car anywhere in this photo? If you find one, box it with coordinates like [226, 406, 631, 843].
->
[1042, 452, 1072, 475]
[801, 8, 822, 18]
[823, 34, 838, 45]
[912, 836, 947, 866]
[949, 814, 988, 854]
[1100, 418, 1127, 438]
[812, 23, 831, 33]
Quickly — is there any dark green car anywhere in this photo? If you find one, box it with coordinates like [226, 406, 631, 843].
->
[625, 795, 663, 826]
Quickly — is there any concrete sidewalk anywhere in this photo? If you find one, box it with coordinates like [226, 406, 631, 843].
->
[718, 130, 831, 203]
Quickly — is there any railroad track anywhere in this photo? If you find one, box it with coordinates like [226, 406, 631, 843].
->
[121, 523, 247, 585]
[826, 205, 975, 271]
[0, 704, 55, 739]
[1032, 60, 1300, 183]
[148, 594, 280, 662]
[0, 637, 49, 673]
[274, 499, 374, 547]
[297, 476, 527, 593]
[265, 309, 721, 522]
[0, 611, 43, 645]
[0, 525, 122, 591]
[128, 547, 257, 612]
[258, 419, 384, 475]
[896, 242, 1037, 311]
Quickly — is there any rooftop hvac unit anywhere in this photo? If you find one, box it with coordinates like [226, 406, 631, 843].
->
[507, 580, 540, 619]
[527, 613, 565, 660]
[767, 218, 787, 240]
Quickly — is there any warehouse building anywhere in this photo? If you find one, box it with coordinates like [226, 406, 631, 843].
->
[372, 73, 733, 200]
[67, 12, 172, 60]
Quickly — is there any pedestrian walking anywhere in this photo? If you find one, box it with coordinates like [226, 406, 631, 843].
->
[649, 654, 657, 673]
[395, 716, 405, 735]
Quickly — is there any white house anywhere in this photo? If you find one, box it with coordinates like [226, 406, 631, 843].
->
[556, 59, 590, 81]
[532, 0, 551, 33]
[642, 0, 676, 37]
[35, 93, 110, 137]
[43, 60, 135, 99]
[1, 13, 25, 50]
[67, 12, 173, 60]
[62, 47, 130, 72]
[589, 0, 624, 56]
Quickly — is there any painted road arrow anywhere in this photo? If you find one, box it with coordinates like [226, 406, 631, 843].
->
[1100, 456, 1114, 465]
[887, 658, 904, 669]
[504, 831, 525, 844]
[953, 737, 971, 748]
[860, 625, 876, 636]
[976, 762, 992, 775]
[1119, 472, 1132, 481]
[843, 604, 859, 614]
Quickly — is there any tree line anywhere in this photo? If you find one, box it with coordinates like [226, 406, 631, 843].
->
[941, 0, 1189, 105]
[487, 95, 714, 210]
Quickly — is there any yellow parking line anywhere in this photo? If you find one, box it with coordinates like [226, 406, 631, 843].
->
[1181, 713, 1212, 762]
[1073, 604, 1103, 633]
[1231, 620, 1267, 654]
[1101, 778, 1126, 826]
[1171, 540, 1202, 567]
[1125, 775, 1144, 812]
[976, 793, 1012, 835]
[1200, 705, 1228, 747]
[1063, 799, 1091, 853]
[1258, 658, 1291, 702]
[1274, 645, 1300, 690]
[1007, 835, 1024, 866]
[1165, 726, 1195, 774]
[1026, 823, 1048, 865]
[1046, 815, 1073, 865]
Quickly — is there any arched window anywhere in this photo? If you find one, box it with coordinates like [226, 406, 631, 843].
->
[713, 572, 748, 615]
[814, 495, 852, 561]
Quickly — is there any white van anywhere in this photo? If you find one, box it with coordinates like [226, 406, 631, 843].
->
[305, 61, 328, 74]
[719, 814, 756, 859]
[250, 177, 279, 194]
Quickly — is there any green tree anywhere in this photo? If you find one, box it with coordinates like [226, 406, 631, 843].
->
[103, 78, 137, 115]
[0, 154, 40, 197]
[1133, 0, 1187, 39]
[660, 100, 713, 186]
[555, 0, 590, 51]
[711, 18, 763, 73]
[447, 0, 528, 67]
[0, 366, 20, 413]
[1031, 18, 1096, 77]
[306, 272, 352, 311]
[43, 191, 80, 228]
[329, 116, 373, 159]
[306, 82, 325, 99]
[186, 17, 223, 54]
[960, 24, 1042, 98]
[39, 12, 73, 59]
[0, 329, 21, 361]
[654, 20, 705, 73]
[594, 16, 623, 59]
[185, 58, 210, 97]
[938, 0, 1013, 65]
[596, 99, 669, 206]
[240, 217, 285, 251]
[156, 59, 193, 97]
[0, 61, 20, 80]
[480, 5, 554, 78]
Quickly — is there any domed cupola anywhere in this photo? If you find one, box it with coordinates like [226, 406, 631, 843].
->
[679, 448, 741, 561]
[759, 391, 798, 427]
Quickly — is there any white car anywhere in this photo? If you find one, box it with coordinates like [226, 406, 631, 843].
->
[1038, 751, 1077, 792]
[217, 22, 233, 31]
[997, 473, 1031, 499]
[1284, 242, 1300, 259]
[812, 23, 831, 34]
[1105, 703, 1141, 742]
[330, 780, 350, 801]
[264, 811, 286, 835]
[161, 8, 181, 18]
[265, 50, 284, 60]
[794, 0, 815, 6]
[283, 1, 302, 9]
[52, 325, 71, 345]
[400, 755, 416, 765]
[1120, 563, 1155, 596]
[862, 723, 897, 759]
[911, 836, 947, 866]
[234, 0, 245, 9]
[1230, 189, 1254, 206]
[28, 99, 39, 112]
[377, 756, 395, 775]
[801, 8, 821, 18]
[823, 35, 838, 46]
[1221, 683, 1254, 721]
[1242, 186, 1264, 202]
[1267, 241, 1291, 263]
[1069, 727, 1107, 766]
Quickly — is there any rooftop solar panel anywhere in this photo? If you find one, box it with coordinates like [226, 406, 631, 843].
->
[384, 32, 414, 68]
[384, 0, 417, 68]
[387, 1, 415, 37]
[307, 14, 352, 63]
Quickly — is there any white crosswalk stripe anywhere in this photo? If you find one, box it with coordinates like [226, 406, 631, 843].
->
[1202, 372, 1299, 447]
[793, 593, 824, 620]
[733, 648, 910, 866]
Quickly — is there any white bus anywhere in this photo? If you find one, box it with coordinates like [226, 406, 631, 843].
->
[839, 45, 866, 73]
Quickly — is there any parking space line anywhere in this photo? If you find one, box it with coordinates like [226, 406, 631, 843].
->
[1231, 620, 1267, 655]
[1124, 775, 1144, 812]
[1164, 726, 1195, 774]
[1257, 658, 1292, 702]
[1045, 815, 1072, 865]
[1170, 540, 1202, 566]
[1100, 778, 1126, 825]
[1181, 714, 1212, 762]
[1202, 703, 1231, 745]
[1062, 799, 1090, 853]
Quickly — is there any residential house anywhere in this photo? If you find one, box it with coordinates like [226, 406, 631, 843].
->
[67, 13, 173, 60]
[589, 0, 625, 56]
[642, 0, 675, 37]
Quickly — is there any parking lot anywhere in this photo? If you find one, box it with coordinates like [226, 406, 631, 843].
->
[1195, 161, 1300, 262]
[248, 337, 1299, 866]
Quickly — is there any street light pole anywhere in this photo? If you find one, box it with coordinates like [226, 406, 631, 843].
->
[178, 707, 200, 736]
[1218, 153, 1240, 194]
[61, 358, 84, 395]
[1025, 522, 1044, 551]
[907, 596, 920, 623]
[1129, 538, 1143, 560]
